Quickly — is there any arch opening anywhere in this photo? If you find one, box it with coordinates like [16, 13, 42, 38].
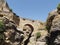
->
[23, 24, 34, 45]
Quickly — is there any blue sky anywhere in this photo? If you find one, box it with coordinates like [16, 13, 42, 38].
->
[6, 0, 60, 22]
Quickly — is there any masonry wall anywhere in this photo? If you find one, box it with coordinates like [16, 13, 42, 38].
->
[17, 17, 42, 34]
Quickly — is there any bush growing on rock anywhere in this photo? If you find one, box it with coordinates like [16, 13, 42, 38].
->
[57, 3, 60, 9]
[46, 26, 50, 31]
[0, 20, 5, 39]
[10, 8, 13, 12]
[0, 20, 5, 32]
[36, 32, 41, 39]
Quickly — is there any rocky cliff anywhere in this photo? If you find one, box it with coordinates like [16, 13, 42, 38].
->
[0, 0, 60, 45]
[46, 4, 60, 45]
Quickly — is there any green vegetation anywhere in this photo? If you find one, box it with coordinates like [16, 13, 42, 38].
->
[0, 21, 5, 32]
[36, 32, 41, 39]
[0, 21, 4, 27]
[0, 33, 4, 39]
[10, 8, 12, 12]
[46, 26, 50, 30]
[57, 3, 60, 9]
[0, 20, 5, 40]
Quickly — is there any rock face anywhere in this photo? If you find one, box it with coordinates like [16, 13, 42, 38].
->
[0, 0, 48, 45]
[1, 0, 60, 45]
[46, 4, 60, 45]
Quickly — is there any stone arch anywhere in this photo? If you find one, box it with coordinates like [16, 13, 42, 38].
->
[23, 24, 34, 45]
[23, 24, 34, 33]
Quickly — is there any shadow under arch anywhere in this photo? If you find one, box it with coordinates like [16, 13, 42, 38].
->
[23, 24, 34, 32]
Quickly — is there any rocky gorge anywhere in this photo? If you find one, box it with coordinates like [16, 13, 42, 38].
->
[0, 0, 60, 45]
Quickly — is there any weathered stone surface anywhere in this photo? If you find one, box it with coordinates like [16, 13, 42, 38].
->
[36, 42, 46, 45]
[2, 0, 60, 45]
[54, 35, 60, 44]
[51, 15, 60, 32]
[46, 9, 58, 32]
[46, 4, 60, 45]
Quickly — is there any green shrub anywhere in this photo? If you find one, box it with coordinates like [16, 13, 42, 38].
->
[57, 3, 60, 9]
[45, 25, 51, 33]
[0, 21, 5, 40]
[0, 21, 4, 27]
[10, 8, 12, 12]
[0, 33, 4, 39]
[36, 32, 41, 39]
[0, 21, 5, 32]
